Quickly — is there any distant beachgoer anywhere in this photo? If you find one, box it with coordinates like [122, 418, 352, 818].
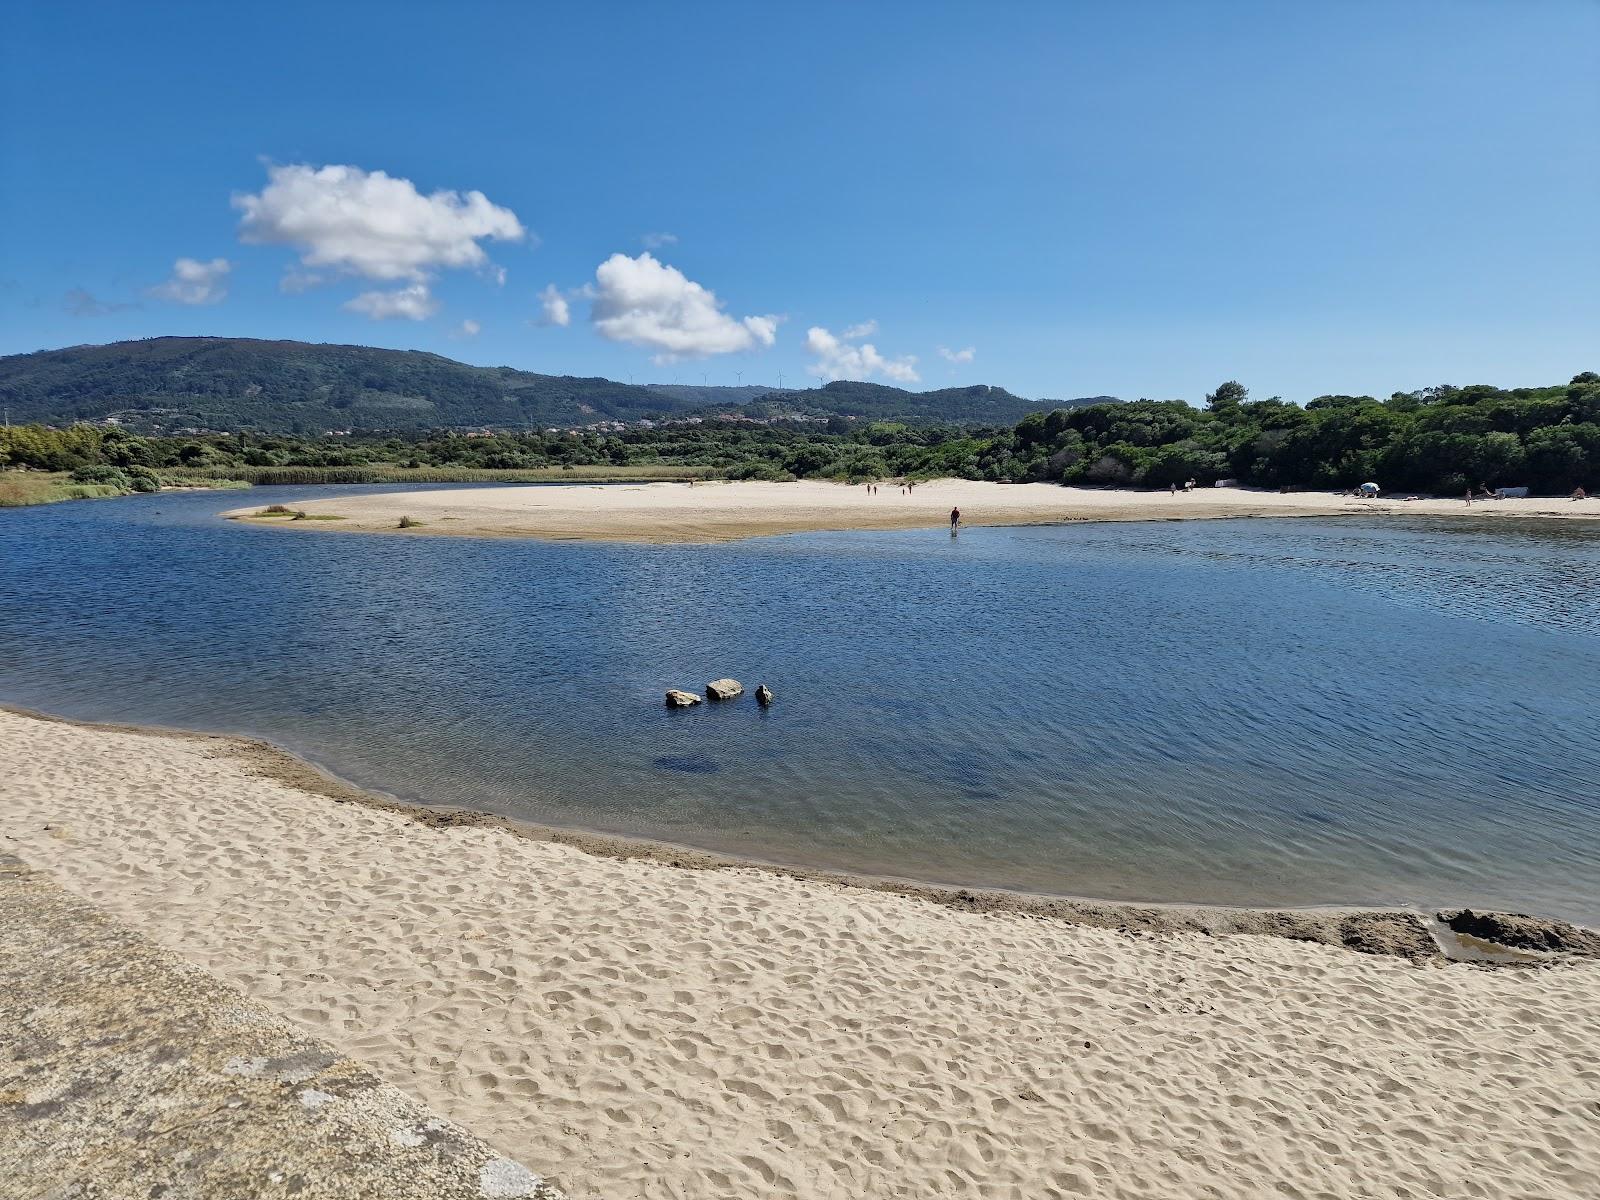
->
[1465, 490, 1472, 506]
[950, 506, 961, 529]
[1573, 487, 1588, 501]
[1169, 482, 1177, 496]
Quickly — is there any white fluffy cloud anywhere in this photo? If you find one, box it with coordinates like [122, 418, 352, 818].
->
[234, 163, 524, 283]
[641, 232, 678, 249]
[938, 345, 976, 364]
[806, 324, 919, 384]
[534, 283, 571, 327]
[341, 283, 439, 321]
[590, 252, 777, 362]
[150, 257, 231, 305]
[454, 319, 481, 338]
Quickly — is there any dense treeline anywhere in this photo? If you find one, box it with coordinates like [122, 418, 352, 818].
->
[3, 373, 1596, 495]
[996, 376, 1600, 494]
[0, 418, 989, 485]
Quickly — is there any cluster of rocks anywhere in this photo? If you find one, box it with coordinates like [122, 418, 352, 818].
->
[665, 679, 774, 708]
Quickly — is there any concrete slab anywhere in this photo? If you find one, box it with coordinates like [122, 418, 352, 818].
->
[0, 856, 565, 1200]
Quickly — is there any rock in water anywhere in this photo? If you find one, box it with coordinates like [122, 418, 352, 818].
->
[664, 689, 702, 708]
[705, 678, 744, 701]
[755, 684, 774, 707]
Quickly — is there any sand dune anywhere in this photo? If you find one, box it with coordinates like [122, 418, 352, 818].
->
[4, 706, 1599, 1199]
[225, 479, 1599, 544]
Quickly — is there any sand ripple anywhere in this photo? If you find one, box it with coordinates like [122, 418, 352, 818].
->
[4, 708, 1598, 1199]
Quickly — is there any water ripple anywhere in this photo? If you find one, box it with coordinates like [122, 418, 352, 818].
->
[2, 488, 1598, 922]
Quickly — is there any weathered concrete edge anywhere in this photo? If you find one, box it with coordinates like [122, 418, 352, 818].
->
[7, 703, 1596, 965]
[0, 854, 564, 1200]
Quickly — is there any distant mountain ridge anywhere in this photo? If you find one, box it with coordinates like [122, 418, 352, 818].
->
[0, 336, 1116, 434]
[702, 380, 1118, 426]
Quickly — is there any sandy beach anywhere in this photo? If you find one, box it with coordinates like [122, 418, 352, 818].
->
[4, 705, 1598, 1199]
[225, 479, 1599, 544]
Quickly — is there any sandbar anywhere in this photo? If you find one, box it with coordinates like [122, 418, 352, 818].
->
[224, 479, 1600, 544]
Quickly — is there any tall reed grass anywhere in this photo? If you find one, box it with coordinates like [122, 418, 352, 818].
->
[0, 471, 249, 507]
[0, 473, 127, 507]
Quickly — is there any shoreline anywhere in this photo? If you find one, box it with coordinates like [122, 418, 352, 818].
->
[8, 702, 1600, 1198]
[222, 478, 1600, 544]
[4, 702, 1592, 962]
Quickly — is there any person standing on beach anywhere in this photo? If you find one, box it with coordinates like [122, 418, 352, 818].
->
[950, 506, 961, 530]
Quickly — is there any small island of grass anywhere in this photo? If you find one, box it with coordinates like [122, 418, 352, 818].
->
[244, 505, 346, 522]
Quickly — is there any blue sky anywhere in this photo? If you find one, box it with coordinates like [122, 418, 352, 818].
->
[3, 1, 1595, 403]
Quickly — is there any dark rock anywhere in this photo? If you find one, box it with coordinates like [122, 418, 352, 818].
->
[1334, 912, 1440, 961]
[755, 685, 774, 707]
[664, 689, 701, 708]
[1438, 909, 1600, 956]
[705, 678, 743, 701]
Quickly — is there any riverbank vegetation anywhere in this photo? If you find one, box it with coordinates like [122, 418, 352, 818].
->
[0, 472, 131, 507]
[0, 464, 251, 507]
[3, 373, 1595, 499]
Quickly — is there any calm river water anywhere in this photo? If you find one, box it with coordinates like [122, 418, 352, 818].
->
[3, 485, 1597, 922]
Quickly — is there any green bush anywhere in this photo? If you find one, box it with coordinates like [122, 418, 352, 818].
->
[69, 464, 130, 488]
[126, 466, 161, 492]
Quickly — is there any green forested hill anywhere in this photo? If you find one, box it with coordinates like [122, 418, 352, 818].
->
[696, 380, 1115, 426]
[0, 338, 701, 432]
[0, 337, 1089, 433]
